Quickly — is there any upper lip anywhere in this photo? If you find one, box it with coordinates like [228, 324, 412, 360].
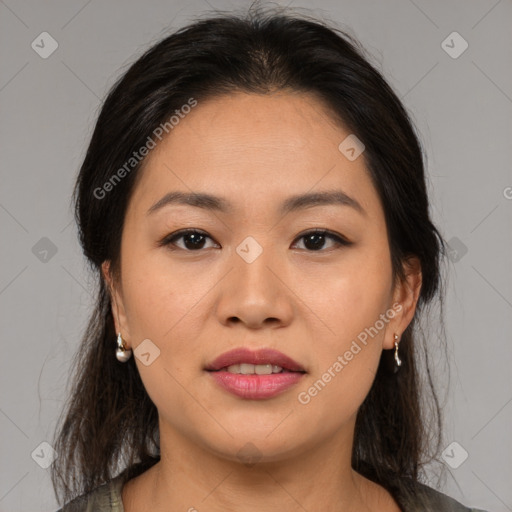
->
[205, 347, 306, 372]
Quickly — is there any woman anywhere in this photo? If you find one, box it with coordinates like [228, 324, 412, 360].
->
[52, 6, 488, 512]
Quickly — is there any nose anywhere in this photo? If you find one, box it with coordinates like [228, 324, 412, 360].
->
[214, 238, 294, 330]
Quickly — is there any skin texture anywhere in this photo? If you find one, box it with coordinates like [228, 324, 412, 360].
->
[102, 91, 422, 512]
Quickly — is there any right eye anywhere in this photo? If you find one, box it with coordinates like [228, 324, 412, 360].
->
[158, 229, 219, 251]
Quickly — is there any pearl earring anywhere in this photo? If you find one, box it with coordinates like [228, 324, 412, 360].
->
[116, 332, 132, 362]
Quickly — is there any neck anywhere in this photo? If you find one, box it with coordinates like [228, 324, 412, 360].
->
[123, 419, 395, 512]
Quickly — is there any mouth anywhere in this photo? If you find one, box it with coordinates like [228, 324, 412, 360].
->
[204, 347, 306, 400]
[211, 364, 303, 375]
[204, 347, 307, 374]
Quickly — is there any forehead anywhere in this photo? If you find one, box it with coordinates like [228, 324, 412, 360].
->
[128, 91, 382, 220]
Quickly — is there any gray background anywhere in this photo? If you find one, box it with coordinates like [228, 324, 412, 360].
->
[1, 0, 511, 511]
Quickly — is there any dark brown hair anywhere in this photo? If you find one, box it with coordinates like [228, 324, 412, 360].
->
[51, 4, 448, 506]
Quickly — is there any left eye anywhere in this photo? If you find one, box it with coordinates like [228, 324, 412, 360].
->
[159, 229, 351, 252]
[292, 230, 351, 251]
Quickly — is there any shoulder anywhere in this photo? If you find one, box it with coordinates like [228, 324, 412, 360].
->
[54, 475, 125, 512]
[393, 477, 489, 512]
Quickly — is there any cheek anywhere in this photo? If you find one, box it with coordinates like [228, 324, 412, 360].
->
[293, 245, 392, 410]
[119, 251, 217, 411]
[120, 248, 210, 339]
[121, 257, 205, 417]
[295, 278, 390, 426]
[296, 243, 393, 345]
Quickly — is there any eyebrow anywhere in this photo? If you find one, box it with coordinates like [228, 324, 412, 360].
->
[147, 190, 366, 217]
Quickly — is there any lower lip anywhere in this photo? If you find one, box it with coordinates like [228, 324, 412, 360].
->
[206, 370, 305, 400]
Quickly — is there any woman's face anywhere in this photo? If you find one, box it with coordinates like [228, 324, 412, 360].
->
[104, 91, 420, 464]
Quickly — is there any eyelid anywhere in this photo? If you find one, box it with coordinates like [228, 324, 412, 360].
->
[294, 228, 351, 243]
[157, 228, 217, 248]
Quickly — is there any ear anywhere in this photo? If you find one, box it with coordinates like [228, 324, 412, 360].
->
[383, 255, 422, 349]
[101, 260, 131, 346]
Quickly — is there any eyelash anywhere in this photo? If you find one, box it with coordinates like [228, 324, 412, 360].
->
[158, 228, 352, 252]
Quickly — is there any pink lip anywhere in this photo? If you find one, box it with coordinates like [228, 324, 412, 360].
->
[204, 347, 306, 372]
[208, 371, 305, 400]
[204, 347, 306, 400]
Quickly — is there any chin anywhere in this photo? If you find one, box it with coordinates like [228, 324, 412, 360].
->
[199, 427, 309, 465]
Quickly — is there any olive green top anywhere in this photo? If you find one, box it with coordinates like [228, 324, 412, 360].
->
[56, 473, 488, 512]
